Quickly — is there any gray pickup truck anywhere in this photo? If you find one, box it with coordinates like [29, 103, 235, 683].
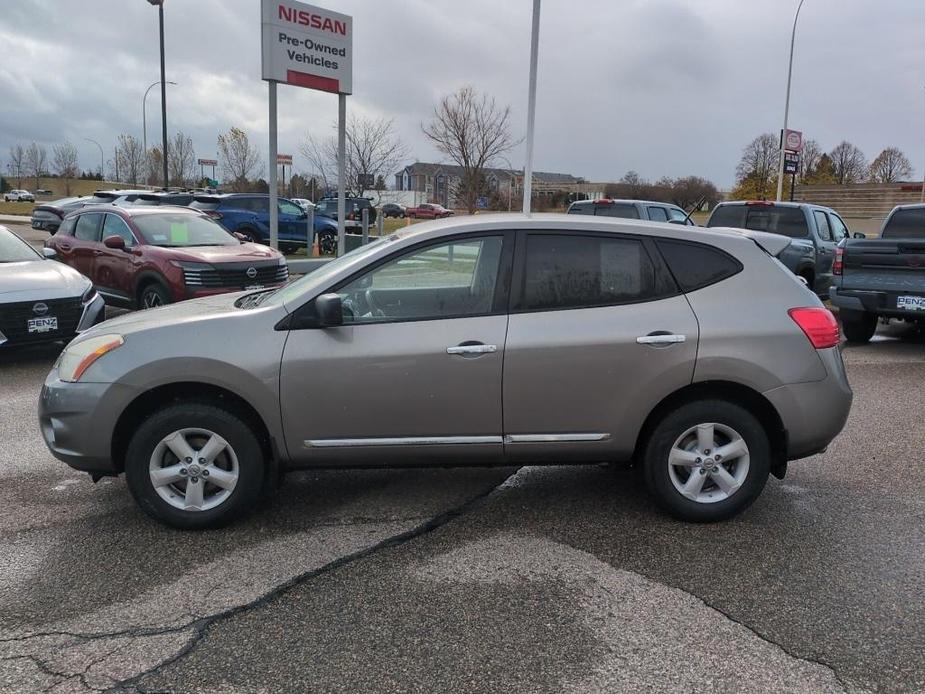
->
[706, 201, 859, 297]
[830, 204, 925, 343]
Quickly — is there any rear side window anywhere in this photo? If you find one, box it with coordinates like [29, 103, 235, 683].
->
[656, 239, 743, 292]
[882, 208, 925, 238]
[648, 206, 669, 222]
[595, 203, 640, 219]
[521, 234, 659, 311]
[74, 213, 102, 241]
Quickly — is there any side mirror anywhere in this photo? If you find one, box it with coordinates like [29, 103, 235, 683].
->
[314, 293, 344, 327]
[42, 247, 57, 259]
[853, 232, 866, 239]
[103, 235, 126, 251]
[668, 219, 687, 225]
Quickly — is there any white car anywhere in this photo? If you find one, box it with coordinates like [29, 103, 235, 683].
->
[0, 225, 105, 348]
[4, 189, 35, 202]
[290, 198, 315, 211]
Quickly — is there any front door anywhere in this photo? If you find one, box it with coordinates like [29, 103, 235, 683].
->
[502, 231, 699, 462]
[94, 213, 139, 303]
[279, 232, 513, 465]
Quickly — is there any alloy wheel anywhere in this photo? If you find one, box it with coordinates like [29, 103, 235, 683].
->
[148, 428, 239, 511]
[667, 422, 750, 504]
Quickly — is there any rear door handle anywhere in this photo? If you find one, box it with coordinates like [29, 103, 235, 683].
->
[636, 334, 686, 345]
[447, 344, 497, 355]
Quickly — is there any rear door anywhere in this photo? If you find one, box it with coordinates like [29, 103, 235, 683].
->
[70, 212, 104, 278]
[502, 231, 698, 463]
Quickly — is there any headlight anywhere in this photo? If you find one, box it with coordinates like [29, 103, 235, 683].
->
[59, 334, 124, 382]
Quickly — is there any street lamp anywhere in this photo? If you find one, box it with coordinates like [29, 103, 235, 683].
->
[83, 138, 104, 179]
[775, 0, 806, 202]
[147, 0, 169, 189]
[143, 80, 176, 156]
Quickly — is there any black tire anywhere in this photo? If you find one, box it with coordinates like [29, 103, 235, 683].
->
[399, 212, 405, 218]
[124, 402, 266, 529]
[840, 310, 877, 344]
[643, 399, 771, 522]
[138, 282, 172, 310]
[318, 231, 336, 256]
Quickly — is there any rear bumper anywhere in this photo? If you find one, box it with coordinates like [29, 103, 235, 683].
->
[831, 286, 925, 319]
[763, 347, 853, 460]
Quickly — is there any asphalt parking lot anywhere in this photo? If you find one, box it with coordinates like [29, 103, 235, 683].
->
[1, 315, 923, 693]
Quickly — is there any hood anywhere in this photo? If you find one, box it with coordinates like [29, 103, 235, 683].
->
[84, 291, 248, 338]
[708, 227, 792, 257]
[165, 243, 282, 264]
[0, 259, 91, 302]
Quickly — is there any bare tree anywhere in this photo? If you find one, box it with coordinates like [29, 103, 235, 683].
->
[217, 127, 263, 192]
[24, 142, 47, 191]
[113, 134, 146, 185]
[798, 139, 822, 181]
[52, 141, 79, 195]
[829, 141, 867, 184]
[734, 133, 779, 199]
[868, 147, 913, 183]
[7, 144, 25, 188]
[422, 86, 519, 213]
[168, 131, 196, 187]
[300, 116, 408, 199]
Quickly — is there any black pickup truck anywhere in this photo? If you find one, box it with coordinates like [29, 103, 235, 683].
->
[830, 204, 925, 343]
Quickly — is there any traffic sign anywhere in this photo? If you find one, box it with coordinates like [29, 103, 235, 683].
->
[781, 129, 803, 153]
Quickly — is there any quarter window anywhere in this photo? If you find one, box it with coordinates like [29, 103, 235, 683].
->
[655, 239, 742, 292]
[522, 234, 658, 311]
[74, 213, 102, 242]
[334, 236, 505, 323]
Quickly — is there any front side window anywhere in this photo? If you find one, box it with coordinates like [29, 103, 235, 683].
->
[334, 236, 505, 323]
[279, 201, 302, 216]
[828, 213, 850, 241]
[102, 214, 136, 247]
[668, 207, 688, 223]
[521, 234, 658, 311]
[74, 213, 103, 242]
[813, 210, 833, 241]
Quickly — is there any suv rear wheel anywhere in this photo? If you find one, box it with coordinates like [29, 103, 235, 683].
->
[124, 402, 266, 529]
[840, 309, 877, 344]
[643, 399, 770, 522]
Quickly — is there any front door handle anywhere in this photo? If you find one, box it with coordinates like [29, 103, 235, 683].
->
[636, 334, 686, 345]
[447, 343, 497, 355]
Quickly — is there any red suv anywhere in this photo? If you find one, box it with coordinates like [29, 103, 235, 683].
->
[46, 206, 288, 309]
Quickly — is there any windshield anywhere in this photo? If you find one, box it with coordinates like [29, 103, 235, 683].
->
[882, 208, 925, 238]
[133, 212, 238, 247]
[0, 227, 41, 262]
[264, 235, 398, 307]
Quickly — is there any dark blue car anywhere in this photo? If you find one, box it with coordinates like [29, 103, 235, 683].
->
[190, 194, 337, 254]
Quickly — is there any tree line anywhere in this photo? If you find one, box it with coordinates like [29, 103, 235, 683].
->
[733, 133, 915, 199]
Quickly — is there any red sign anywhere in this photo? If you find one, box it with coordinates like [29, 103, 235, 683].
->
[277, 154, 293, 166]
[783, 129, 803, 152]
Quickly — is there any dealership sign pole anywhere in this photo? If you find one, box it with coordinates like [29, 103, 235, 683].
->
[261, 0, 352, 251]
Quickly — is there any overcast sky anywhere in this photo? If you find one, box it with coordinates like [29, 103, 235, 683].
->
[2, 0, 924, 188]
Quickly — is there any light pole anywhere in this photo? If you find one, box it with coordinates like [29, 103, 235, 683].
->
[83, 138, 104, 179]
[522, 0, 541, 215]
[776, 0, 806, 202]
[148, 0, 169, 189]
[143, 80, 176, 156]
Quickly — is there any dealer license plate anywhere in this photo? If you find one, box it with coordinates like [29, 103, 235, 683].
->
[897, 295, 925, 311]
[27, 316, 58, 333]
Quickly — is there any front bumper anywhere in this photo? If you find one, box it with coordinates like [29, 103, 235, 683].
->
[39, 370, 137, 474]
[763, 347, 853, 460]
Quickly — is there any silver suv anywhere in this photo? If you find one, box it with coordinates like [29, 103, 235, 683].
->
[39, 214, 852, 528]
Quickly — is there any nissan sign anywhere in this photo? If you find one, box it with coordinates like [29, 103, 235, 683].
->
[261, 0, 353, 95]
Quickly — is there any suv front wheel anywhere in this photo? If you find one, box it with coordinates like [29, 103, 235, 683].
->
[124, 402, 266, 529]
[643, 399, 770, 522]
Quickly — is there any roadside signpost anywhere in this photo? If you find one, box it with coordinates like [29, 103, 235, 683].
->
[197, 158, 217, 182]
[261, 0, 353, 252]
[780, 130, 803, 201]
[277, 153, 293, 192]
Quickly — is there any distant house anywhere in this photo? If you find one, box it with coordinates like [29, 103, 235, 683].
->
[394, 162, 585, 207]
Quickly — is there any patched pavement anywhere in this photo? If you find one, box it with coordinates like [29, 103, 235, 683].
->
[1, 325, 923, 693]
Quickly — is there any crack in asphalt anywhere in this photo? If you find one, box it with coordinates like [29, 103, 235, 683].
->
[106, 469, 522, 693]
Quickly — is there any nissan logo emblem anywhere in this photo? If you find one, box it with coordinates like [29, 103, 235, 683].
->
[32, 302, 49, 316]
[246, 267, 258, 279]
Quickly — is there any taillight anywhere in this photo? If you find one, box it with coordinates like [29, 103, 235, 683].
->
[833, 245, 844, 275]
[789, 307, 840, 349]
